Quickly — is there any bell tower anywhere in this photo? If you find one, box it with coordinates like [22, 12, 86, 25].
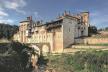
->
[19, 16, 32, 43]
[81, 12, 89, 26]
[80, 12, 89, 36]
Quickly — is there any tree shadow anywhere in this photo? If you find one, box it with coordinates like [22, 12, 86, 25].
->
[37, 55, 49, 65]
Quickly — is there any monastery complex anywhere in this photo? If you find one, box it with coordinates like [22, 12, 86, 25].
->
[13, 11, 89, 53]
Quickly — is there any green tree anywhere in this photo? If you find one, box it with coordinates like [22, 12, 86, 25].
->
[88, 26, 98, 36]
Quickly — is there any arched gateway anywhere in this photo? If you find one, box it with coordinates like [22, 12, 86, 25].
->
[29, 43, 50, 55]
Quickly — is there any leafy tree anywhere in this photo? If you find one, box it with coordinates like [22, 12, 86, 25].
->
[88, 26, 98, 36]
[0, 41, 38, 72]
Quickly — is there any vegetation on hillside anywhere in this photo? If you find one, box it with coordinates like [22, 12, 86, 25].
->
[0, 23, 18, 39]
[0, 42, 37, 72]
[47, 50, 108, 72]
[0, 41, 49, 72]
[98, 27, 108, 31]
[88, 26, 98, 36]
[0, 41, 108, 72]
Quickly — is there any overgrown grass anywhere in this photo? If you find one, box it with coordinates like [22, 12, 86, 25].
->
[78, 43, 108, 46]
[89, 43, 108, 46]
[47, 50, 108, 72]
[90, 34, 108, 38]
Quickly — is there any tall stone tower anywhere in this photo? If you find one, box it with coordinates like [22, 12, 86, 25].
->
[19, 16, 32, 43]
[81, 12, 89, 36]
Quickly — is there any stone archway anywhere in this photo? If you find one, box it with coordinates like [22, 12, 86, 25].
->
[42, 44, 50, 56]
[29, 44, 40, 68]
[30, 44, 40, 56]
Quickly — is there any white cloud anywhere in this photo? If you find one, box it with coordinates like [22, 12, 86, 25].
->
[0, 11, 8, 16]
[0, 7, 3, 11]
[90, 11, 99, 17]
[15, 9, 26, 15]
[34, 12, 38, 17]
[0, 17, 3, 19]
[90, 11, 108, 28]
[34, 12, 43, 20]
[0, 0, 27, 15]
[0, 0, 27, 24]
[5, 0, 26, 9]
[0, 19, 14, 24]
[4, 1, 19, 10]
[7, 19, 14, 24]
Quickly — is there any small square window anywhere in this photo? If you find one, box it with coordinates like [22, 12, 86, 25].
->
[69, 28, 70, 32]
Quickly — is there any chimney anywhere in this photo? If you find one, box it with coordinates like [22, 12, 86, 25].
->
[58, 13, 61, 18]
[30, 16, 32, 21]
[64, 10, 67, 16]
[69, 11, 71, 15]
[27, 16, 32, 21]
[64, 10, 70, 16]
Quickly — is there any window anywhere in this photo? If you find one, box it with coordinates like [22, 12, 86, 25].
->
[44, 36, 45, 39]
[69, 28, 70, 32]
[48, 29, 52, 32]
[81, 31, 84, 36]
[83, 27, 85, 30]
[47, 35, 48, 38]
[78, 27, 80, 30]
[36, 31, 38, 33]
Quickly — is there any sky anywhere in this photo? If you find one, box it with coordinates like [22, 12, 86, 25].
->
[0, 0, 108, 29]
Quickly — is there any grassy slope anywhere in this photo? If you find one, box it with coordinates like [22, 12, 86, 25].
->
[46, 50, 108, 72]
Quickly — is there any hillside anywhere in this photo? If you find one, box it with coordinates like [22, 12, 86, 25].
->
[0, 42, 36, 72]
[90, 31, 108, 38]
[47, 50, 108, 72]
[0, 23, 19, 39]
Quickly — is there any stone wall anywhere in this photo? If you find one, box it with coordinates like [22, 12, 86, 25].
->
[75, 38, 108, 45]
[63, 46, 108, 53]
[53, 32, 63, 53]
[63, 17, 76, 48]
[72, 45, 108, 49]
[84, 38, 108, 44]
[75, 38, 84, 44]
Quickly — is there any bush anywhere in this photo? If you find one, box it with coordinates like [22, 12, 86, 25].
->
[0, 42, 37, 72]
[47, 50, 108, 72]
